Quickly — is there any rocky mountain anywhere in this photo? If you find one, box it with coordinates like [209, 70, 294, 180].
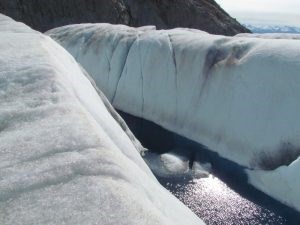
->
[0, 0, 249, 35]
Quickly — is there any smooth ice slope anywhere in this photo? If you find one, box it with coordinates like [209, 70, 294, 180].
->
[0, 15, 204, 225]
[47, 23, 300, 211]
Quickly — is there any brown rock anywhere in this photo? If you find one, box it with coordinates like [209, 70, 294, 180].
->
[0, 0, 250, 35]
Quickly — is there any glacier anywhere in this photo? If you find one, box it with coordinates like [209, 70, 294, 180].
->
[0, 14, 204, 225]
[47, 23, 300, 211]
[236, 33, 300, 40]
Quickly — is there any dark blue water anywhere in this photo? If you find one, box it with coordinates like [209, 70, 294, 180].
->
[118, 111, 300, 225]
[158, 175, 300, 225]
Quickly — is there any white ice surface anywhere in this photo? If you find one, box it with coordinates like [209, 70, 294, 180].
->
[161, 153, 189, 174]
[0, 15, 204, 225]
[144, 152, 189, 177]
[247, 157, 300, 211]
[47, 23, 300, 211]
[143, 152, 210, 178]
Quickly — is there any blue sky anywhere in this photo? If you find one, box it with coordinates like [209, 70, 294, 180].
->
[215, 0, 300, 26]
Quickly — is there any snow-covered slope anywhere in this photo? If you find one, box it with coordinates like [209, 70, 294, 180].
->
[0, 15, 204, 225]
[47, 23, 300, 211]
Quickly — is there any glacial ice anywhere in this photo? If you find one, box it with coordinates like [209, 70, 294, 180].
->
[161, 153, 189, 175]
[0, 14, 204, 225]
[247, 158, 300, 211]
[143, 151, 211, 178]
[143, 152, 189, 177]
[47, 23, 300, 211]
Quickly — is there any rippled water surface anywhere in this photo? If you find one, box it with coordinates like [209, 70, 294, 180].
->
[118, 111, 300, 224]
[158, 175, 300, 225]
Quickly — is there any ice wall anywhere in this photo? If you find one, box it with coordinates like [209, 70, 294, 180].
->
[47, 23, 300, 211]
[47, 23, 300, 169]
[0, 15, 204, 225]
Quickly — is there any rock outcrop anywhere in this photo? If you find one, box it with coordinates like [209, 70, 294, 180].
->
[0, 0, 249, 35]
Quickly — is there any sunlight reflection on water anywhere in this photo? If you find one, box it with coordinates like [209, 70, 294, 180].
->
[160, 175, 286, 225]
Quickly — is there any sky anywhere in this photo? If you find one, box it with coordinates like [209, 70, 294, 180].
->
[215, 0, 300, 26]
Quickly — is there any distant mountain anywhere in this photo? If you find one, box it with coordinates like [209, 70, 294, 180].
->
[245, 24, 300, 34]
[0, 0, 249, 35]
